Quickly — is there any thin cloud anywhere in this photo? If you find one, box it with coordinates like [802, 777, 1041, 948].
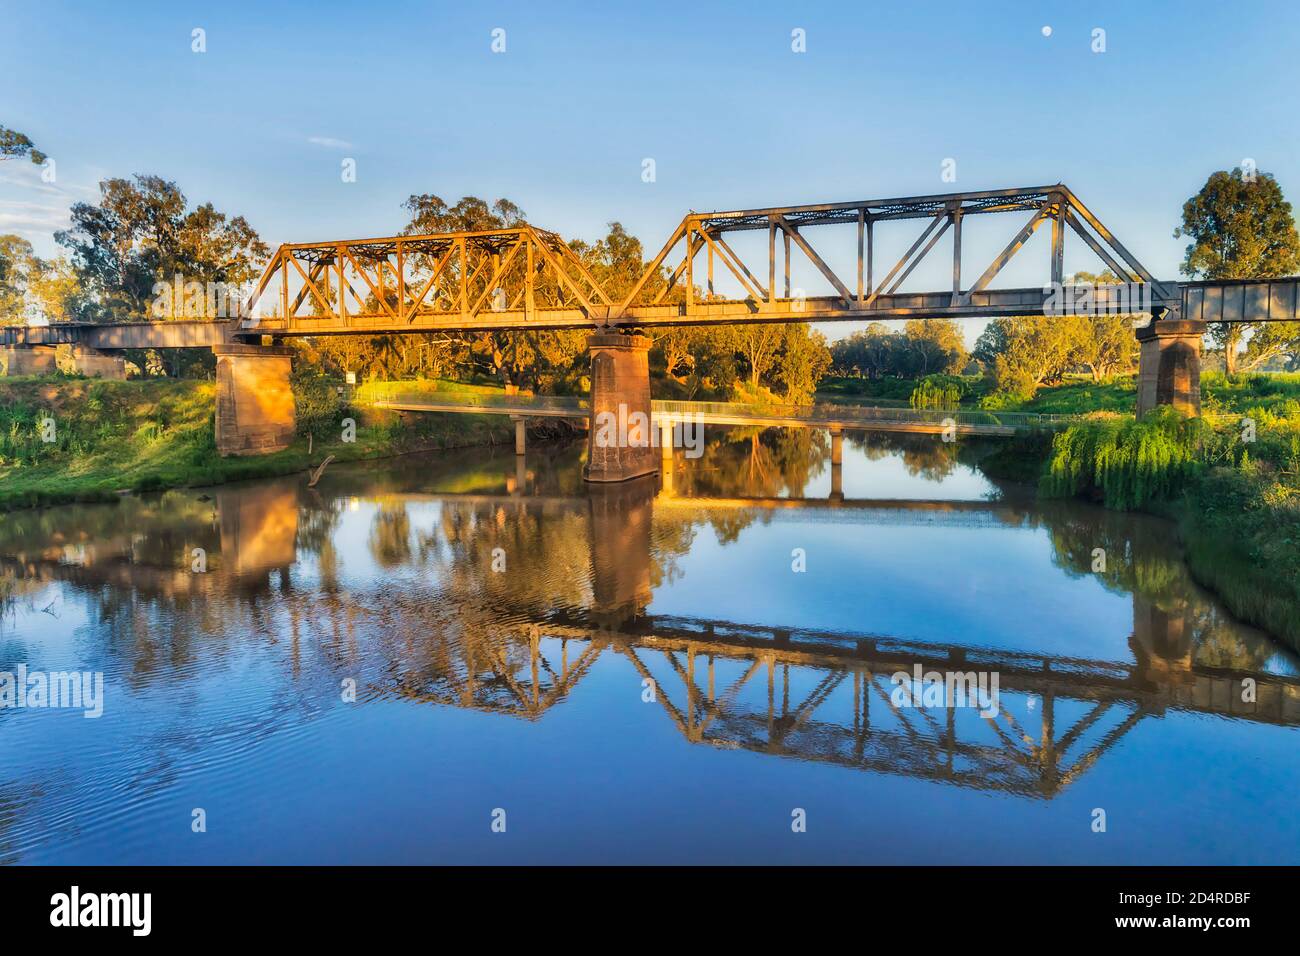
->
[307, 135, 353, 150]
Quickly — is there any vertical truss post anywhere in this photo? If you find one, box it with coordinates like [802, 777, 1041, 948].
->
[857, 208, 865, 304]
[396, 240, 405, 320]
[279, 252, 288, 320]
[767, 219, 776, 304]
[685, 221, 694, 309]
[458, 238, 467, 314]
[783, 231, 791, 298]
[337, 245, 346, 323]
[951, 203, 963, 305]
[1051, 193, 1065, 286]
[526, 237, 535, 318]
[866, 217, 874, 297]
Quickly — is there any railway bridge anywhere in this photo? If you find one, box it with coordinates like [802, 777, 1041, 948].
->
[5, 184, 1299, 479]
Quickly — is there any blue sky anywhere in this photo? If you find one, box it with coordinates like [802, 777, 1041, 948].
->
[2, 0, 1298, 339]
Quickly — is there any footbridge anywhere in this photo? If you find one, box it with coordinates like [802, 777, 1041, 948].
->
[364, 389, 1077, 454]
[5, 183, 1300, 471]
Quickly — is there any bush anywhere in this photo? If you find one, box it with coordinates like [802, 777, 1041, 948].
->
[1041, 407, 1215, 509]
[909, 374, 964, 410]
[292, 367, 347, 439]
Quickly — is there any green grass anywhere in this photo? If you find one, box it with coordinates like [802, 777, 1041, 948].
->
[354, 377, 509, 403]
[0, 378, 511, 512]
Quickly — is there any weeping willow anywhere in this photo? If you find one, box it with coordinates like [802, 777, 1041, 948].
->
[909, 377, 962, 410]
[1041, 408, 1211, 510]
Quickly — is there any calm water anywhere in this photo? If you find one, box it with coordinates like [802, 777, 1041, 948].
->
[2, 429, 1298, 864]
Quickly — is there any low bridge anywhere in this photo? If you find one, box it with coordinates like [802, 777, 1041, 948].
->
[364, 389, 1077, 455]
[5, 183, 1299, 474]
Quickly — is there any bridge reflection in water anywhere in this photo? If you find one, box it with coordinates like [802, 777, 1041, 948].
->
[2, 459, 1297, 802]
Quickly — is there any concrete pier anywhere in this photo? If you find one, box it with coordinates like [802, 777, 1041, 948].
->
[1136, 320, 1206, 417]
[69, 345, 127, 380]
[1, 345, 57, 376]
[213, 344, 296, 457]
[584, 331, 658, 482]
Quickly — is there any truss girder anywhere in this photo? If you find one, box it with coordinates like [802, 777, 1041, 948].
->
[234, 184, 1183, 338]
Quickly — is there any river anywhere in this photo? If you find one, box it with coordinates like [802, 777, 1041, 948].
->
[1, 428, 1297, 864]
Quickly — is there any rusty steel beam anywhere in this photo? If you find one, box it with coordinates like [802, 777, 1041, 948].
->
[15, 184, 1260, 350]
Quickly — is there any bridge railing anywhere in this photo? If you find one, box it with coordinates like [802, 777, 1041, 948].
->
[653, 400, 1075, 430]
[368, 386, 589, 414]
[362, 387, 1079, 430]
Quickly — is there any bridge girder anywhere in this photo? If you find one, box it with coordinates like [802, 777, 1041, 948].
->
[231, 184, 1184, 340]
[7, 184, 1300, 350]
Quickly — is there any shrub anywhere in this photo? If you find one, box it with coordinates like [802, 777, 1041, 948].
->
[1041, 407, 1213, 509]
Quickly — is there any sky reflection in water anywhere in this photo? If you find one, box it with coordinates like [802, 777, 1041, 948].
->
[1, 430, 1297, 864]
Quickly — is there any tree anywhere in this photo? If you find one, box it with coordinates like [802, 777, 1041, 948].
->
[974, 316, 1078, 398]
[0, 125, 45, 164]
[0, 234, 34, 320]
[1068, 271, 1139, 383]
[56, 175, 268, 322]
[900, 318, 966, 376]
[27, 257, 84, 322]
[1241, 320, 1300, 371]
[773, 325, 831, 402]
[729, 323, 785, 387]
[1177, 168, 1300, 373]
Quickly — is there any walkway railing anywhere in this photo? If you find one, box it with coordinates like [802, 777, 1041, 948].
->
[651, 399, 1075, 430]
[365, 387, 1081, 432]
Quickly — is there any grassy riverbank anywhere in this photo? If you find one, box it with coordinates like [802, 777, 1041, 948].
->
[0, 377, 512, 511]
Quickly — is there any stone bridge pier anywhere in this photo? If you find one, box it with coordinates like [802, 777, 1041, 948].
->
[585, 331, 658, 482]
[213, 344, 296, 456]
[1, 345, 58, 376]
[1135, 319, 1206, 417]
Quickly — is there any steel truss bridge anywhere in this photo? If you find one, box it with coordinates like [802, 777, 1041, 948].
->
[224, 182, 1300, 339]
[231, 185, 1173, 335]
[5, 183, 1300, 351]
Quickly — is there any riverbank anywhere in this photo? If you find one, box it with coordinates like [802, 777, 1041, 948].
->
[980, 406, 1300, 651]
[0, 377, 513, 512]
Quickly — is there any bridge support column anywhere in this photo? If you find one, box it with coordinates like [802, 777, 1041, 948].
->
[1, 345, 57, 376]
[511, 415, 526, 455]
[213, 344, 296, 457]
[69, 345, 127, 380]
[584, 331, 657, 483]
[659, 418, 674, 461]
[1135, 320, 1206, 417]
[830, 425, 844, 465]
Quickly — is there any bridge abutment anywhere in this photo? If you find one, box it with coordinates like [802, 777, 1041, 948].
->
[1, 345, 57, 376]
[213, 344, 296, 457]
[1135, 320, 1206, 417]
[69, 345, 127, 380]
[585, 332, 658, 483]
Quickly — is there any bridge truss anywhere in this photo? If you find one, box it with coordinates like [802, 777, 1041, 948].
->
[234, 184, 1186, 339]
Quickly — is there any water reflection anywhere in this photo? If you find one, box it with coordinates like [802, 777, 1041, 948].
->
[1, 431, 1298, 862]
